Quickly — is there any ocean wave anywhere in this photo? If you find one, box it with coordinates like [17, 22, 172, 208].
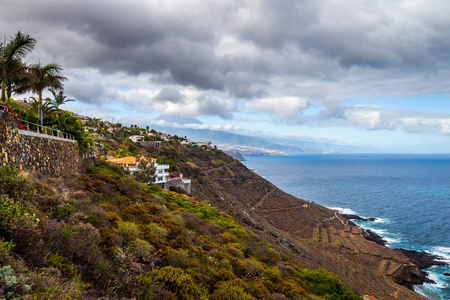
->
[327, 207, 357, 215]
[427, 247, 450, 264]
[373, 217, 390, 224]
[356, 223, 403, 246]
[415, 282, 448, 300]
[360, 226, 391, 236]
[384, 236, 402, 245]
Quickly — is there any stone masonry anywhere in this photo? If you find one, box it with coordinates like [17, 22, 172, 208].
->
[0, 111, 79, 176]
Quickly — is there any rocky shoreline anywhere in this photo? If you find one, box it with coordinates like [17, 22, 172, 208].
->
[342, 213, 449, 289]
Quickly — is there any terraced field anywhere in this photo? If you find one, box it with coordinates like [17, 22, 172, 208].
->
[193, 158, 427, 299]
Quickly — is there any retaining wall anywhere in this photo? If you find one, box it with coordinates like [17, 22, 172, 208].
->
[0, 111, 79, 176]
[164, 178, 192, 194]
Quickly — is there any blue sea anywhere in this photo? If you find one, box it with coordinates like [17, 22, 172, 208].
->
[242, 154, 450, 300]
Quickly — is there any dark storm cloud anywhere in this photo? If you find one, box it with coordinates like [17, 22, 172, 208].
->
[154, 87, 186, 104]
[197, 95, 236, 119]
[1, 0, 450, 123]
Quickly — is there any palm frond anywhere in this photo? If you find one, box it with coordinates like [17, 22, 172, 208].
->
[3, 31, 36, 60]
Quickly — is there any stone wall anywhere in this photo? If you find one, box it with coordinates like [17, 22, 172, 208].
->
[0, 111, 79, 176]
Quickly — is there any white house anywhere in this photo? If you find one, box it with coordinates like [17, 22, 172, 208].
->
[154, 162, 170, 185]
[106, 156, 189, 192]
[129, 135, 144, 143]
[107, 156, 169, 185]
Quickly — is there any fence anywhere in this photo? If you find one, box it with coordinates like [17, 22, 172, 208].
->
[18, 119, 76, 141]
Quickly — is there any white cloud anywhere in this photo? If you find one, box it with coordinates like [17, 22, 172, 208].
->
[344, 108, 382, 130]
[2, 0, 450, 144]
[245, 97, 308, 122]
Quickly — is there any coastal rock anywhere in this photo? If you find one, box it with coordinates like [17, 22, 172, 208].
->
[341, 214, 377, 222]
[398, 249, 448, 270]
[444, 272, 450, 277]
[362, 229, 386, 246]
[392, 264, 435, 290]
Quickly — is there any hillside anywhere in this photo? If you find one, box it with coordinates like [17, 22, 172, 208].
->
[0, 135, 426, 299]
[0, 153, 360, 298]
[144, 137, 427, 299]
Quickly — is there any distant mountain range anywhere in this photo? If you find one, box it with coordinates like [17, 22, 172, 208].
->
[150, 114, 370, 155]
[153, 114, 203, 125]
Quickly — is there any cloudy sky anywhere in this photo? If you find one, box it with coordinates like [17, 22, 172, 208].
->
[2, 0, 450, 152]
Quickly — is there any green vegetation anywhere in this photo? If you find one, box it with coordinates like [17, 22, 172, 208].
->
[0, 31, 36, 105]
[10, 100, 90, 153]
[1, 31, 91, 153]
[0, 160, 362, 299]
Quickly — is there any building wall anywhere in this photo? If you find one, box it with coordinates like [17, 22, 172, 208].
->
[140, 141, 162, 148]
[0, 111, 79, 176]
[164, 178, 192, 194]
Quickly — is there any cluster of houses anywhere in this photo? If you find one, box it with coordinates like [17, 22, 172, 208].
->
[106, 156, 191, 194]
[75, 116, 215, 195]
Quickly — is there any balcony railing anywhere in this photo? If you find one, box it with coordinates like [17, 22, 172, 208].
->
[18, 119, 76, 141]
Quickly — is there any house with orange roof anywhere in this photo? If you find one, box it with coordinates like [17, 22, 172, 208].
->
[106, 156, 169, 185]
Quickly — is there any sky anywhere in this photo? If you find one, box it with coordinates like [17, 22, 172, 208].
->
[1, 0, 450, 153]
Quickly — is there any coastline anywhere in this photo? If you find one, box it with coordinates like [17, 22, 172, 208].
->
[241, 154, 450, 299]
[342, 213, 450, 289]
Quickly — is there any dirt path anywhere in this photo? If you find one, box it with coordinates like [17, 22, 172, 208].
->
[202, 161, 237, 173]
[251, 188, 276, 210]
[335, 211, 348, 225]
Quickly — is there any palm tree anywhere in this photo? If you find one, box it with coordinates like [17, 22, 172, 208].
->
[48, 87, 74, 110]
[27, 63, 67, 125]
[0, 31, 36, 105]
[26, 96, 55, 121]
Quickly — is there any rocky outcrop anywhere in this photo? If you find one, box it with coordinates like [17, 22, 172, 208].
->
[223, 150, 246, 161]
[398, 249, 448, 270]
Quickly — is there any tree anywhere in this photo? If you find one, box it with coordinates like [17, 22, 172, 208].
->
[146, 125, 149, 133]
[0, 31, 36, 105]
[48, 87, 74, 110]
[134, 157, 156, 184]
[26, 96, 55, 121]
[26, 63, 67, 125]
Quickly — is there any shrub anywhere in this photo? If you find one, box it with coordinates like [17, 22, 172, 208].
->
[129, 238, 155, 262]
[292, 268, 362, 300]
[243, 258, 264, 277]
[210, 281, 254, 300]
[138, 266, 204, 300]
[0, 197, 24, 228]
[118, 221, 141, 243]
[30, 267, 87, 299]
[45, 252, 78, 279]
[148, 222, 169, 237]
[164, 248, 189, 268]
[0, 165, 32, 200]
[276, 279, 309, 299]
[0, 265, 31, 299]
[245, 279, 271, 300]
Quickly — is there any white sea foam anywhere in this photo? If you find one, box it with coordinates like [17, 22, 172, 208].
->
[383, 236, 402, 245]
[365, 227, 388, 235]
[427, 272, 450, 290]
[327, 207, 357, 215]
[415, 282, 447, 300]
[356, 224, 402, 246]
[427, 247, 450, 264]
[373, 217, 390, 224]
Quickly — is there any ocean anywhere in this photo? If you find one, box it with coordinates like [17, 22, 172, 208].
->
[242, 154, 450, 300]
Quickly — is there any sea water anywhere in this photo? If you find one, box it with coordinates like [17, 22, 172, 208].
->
[242, 154, 450, 300]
